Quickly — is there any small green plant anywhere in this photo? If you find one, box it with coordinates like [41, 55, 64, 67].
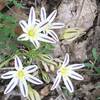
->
[8, 0, 23, 8]
[0, 12, 19, 63]
[84, 48, 100, 74]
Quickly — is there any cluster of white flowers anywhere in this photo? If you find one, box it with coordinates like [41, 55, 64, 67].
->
[1, 7, 85, 98]
[18, 7, 64, 49]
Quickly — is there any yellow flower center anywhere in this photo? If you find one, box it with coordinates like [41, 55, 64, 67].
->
[60, 66, 71, 77]
[28, 26, 39, 40]
[17, 70, 26, 80]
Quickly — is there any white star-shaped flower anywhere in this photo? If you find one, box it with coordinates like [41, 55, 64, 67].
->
[1, 55, 43, 97]
[17, 7, 57, 49]
[40, 7, 65, 41]
[51, 53, 85, 93]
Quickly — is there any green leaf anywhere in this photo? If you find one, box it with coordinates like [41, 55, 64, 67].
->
[41, 71, 50, 83]
[38, 43, 54, 54]
[95, 67, 100, 74]
[84, 63, 94, 68]
[92, 48, 98, 61]
[8, 0, 23, 8]
[28, 85, 41, 100]
[97, 97, 100, 100]
[0, 13, 18, 56]
[0, 55, 5, 63]
[97, 55, 100, 62]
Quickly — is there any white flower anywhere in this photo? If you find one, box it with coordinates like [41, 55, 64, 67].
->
[1, 55, 43, 97]
[40, 7, 65, 41]
[17, 7, 57, 49]
[51, 53, 85, 93]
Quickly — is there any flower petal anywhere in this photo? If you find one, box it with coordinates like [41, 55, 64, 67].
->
[69, 71, 84, 80]
[15, 55, 23, 70]
[51, 73, 61, 90]
[47, 10, 57, 23]
[62, 53, 69, 67]
[17, 33, 29, 41]
[41, 7, 46, 21]
[39, 20, 48, 29]
[69, 64, 85, 70]
[26, 75, 43, 85]
[30, 39, 40, 49]
[28, 7, 35, 26]
[19, 80, 28, 97]
[63, 77, 74, 93]
[19, 20, 28, 33]
[24, 65, 38, 74]
[48, 30, 59, 42]
[4, 78, 18, 94]
[39, 34, 57, 43]
[51, 23, 65, 29]
[1, 71, 16, 79]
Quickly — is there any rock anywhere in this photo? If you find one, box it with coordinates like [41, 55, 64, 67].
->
[53, 44, 64, 57]
[40, 85, 50, 97]
[57, 0, 97, 31]
[73, 41, 87, 61]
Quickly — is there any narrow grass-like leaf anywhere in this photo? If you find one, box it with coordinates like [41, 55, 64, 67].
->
[41, 71, 50, 83]
[28, 85, 41, 100]
[84, 63, 94, 68]
[92, 48, 98, 61]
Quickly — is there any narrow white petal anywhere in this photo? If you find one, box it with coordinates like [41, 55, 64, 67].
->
[1, 71, 16, 79]
[28, 7, 35, 26]
[17, 34, 29, 41]
[19, 20, 28, 33]
[48, 30, 59, 42]
[69, 71, 84, 80]
[62, 53, 69, 67]
[24, 65, 38, 74]
[41, 7, 46, 21]
[30, 39, 40, 49]
[63, 77, 74, 93]
[69, 64, 85, 70]
[26, 75, 43, 85]
[34, 40, 40, 48]
[51, 23, 65, 29]
[47, 10, 57, 23]
[39, 21, 48, 29]
[51, 73, 61, 90]
[4, 78, 18, 94]
[15, 55, 23, 70]
[39, 34, 56, 43]
[19, 80, 28, 97]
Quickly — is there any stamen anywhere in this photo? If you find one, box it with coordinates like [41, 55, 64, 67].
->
[60, 67, 71, 77]
[17, 70, 26, 80]
[28, 27, 39, 40]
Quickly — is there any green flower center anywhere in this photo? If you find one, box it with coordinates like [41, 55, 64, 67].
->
[17, 70, 26, 80]
[28, 26, 39, 40]
[60, 67, 71, 77]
